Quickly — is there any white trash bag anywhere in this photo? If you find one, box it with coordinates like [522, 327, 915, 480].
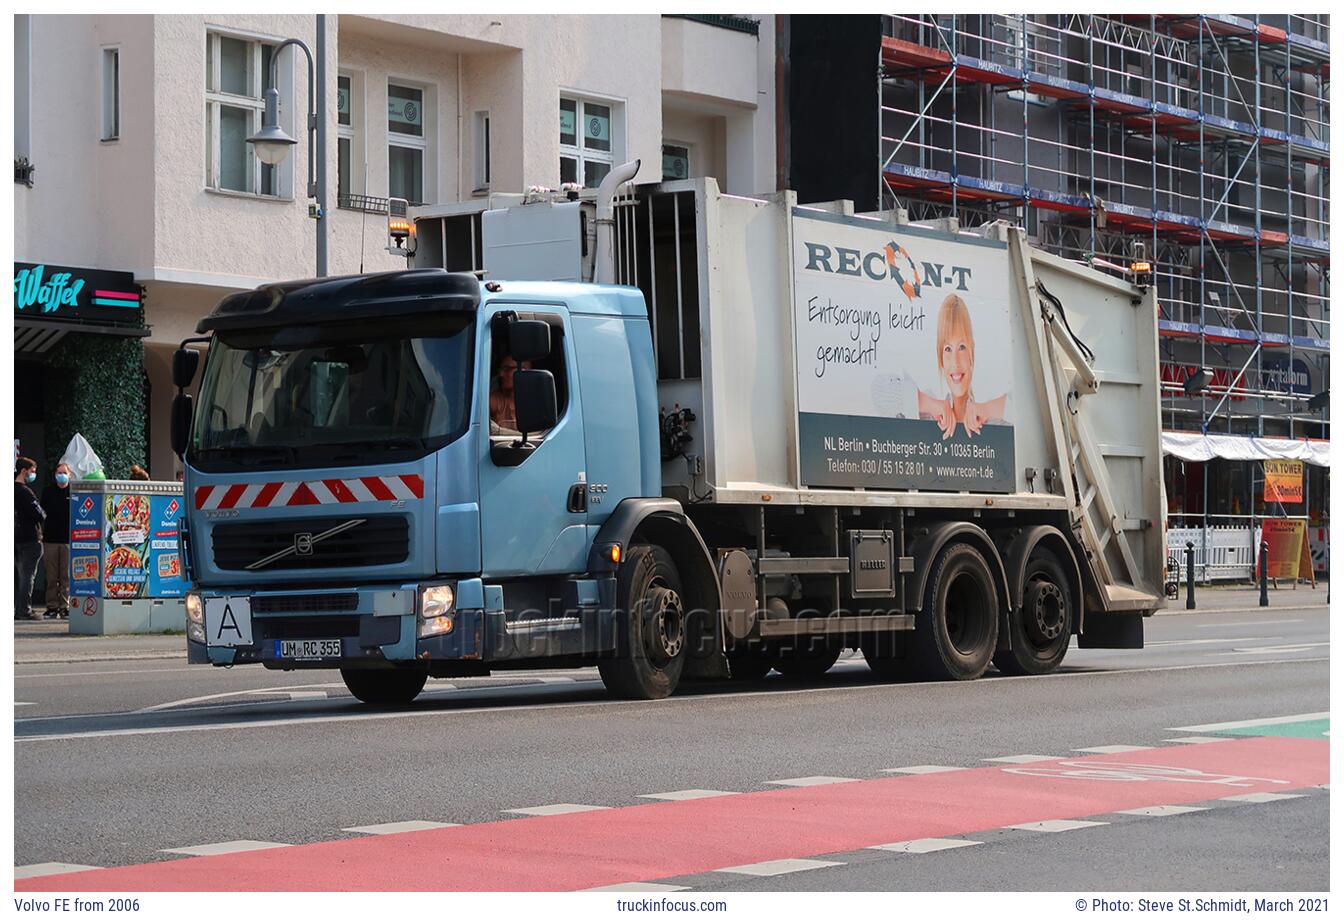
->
[60, 433, 106, 480]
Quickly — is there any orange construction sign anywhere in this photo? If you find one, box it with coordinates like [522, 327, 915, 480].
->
[1263, 459, 1304, 504]
[1258, 519, 1315, 585]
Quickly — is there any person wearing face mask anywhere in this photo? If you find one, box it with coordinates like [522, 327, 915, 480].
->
[14, 457, 46, 621]
[40, 462, 73, 619]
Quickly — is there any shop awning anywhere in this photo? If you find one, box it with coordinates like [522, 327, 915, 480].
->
[1162, 430, 1330, 467]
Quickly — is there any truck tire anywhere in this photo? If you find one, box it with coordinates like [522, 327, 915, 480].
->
[598, 544, 687, 700]
[993, 551, 1072, 675]
[340, 667, 427, 706]
[914, 542, 999, 680]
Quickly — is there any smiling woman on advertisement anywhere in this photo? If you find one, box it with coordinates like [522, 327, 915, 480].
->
[915, 294, 1008, 439]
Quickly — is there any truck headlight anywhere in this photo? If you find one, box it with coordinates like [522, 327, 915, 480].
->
[186, 593, 206, 643]
[418, 584, 455, 638]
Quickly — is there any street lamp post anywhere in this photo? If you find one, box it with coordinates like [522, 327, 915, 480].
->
[247, 23, 327, 277]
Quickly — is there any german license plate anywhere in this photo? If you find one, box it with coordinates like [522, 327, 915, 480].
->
[276, 638, 342, 660]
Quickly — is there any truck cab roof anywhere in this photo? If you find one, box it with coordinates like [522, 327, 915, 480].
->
[198, 270, 645, 333]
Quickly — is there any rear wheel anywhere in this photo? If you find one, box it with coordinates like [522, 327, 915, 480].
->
[993, 551, 1073, 675]
[914, 542, 999, 680]
[598, 544, 687, 700]
[340, 667, 428, 705]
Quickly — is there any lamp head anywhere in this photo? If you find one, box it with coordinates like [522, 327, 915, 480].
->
[247, 87, 296, 166]
[1183, 368, 1214, 396]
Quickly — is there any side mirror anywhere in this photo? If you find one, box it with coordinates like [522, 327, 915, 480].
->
[171, 393, 194, 457]
[509, 320, 552, 362]
[173, 348, 201, 389]
[514, 369, 558, 434]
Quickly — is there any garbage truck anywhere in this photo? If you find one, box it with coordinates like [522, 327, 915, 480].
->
[172, 161, 1164, 703]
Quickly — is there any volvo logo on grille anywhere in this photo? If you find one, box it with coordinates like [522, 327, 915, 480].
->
[246, 518, 367, 570]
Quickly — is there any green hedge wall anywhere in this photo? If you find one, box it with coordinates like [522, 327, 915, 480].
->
[41, 334, 148, 481]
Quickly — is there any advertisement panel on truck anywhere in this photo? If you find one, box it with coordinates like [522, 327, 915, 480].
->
[792, 214, 1017, 492]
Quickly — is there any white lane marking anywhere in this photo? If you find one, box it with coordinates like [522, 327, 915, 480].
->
[533, 676, 576, 684]
[1148, 636, 1279, 647]
[342, 820, 460, 835]
[1116, 805, 1209, 817]
[134, 683, 346, 713]
[587, 883, 691, 892]
[1215, 643, 1330, 656]
[1164, 736, 1234, 744]
[15, 702, 35, 707]
[288, 691, 328, 701]
[638, 789, 737, 801]
[1073, 745, 1153, 754]
[160, 840, 290, 856]
[714, 858, 843, 877]
[1007, 819, 1109, 833]
[1219, 792, 1307, 804]
[504, 804, 610, 817]
[869, 838, 982, 854]
[16, 657, 1330, 744]
[15, 862, 101, 878]
[984, 755, 1060, 764]
[1170, 712, 1329, 732]
[1195, 619, 1301, 628]
[766, 776, 859, 787]
[881, 765, 965, 775]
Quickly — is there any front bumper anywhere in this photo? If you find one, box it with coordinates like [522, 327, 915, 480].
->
[187, 576, 619, 667]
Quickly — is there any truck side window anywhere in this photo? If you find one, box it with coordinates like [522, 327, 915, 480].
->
[488, 313, 568, 442]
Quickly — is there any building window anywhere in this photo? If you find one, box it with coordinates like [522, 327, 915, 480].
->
[473, 110, 491, 192]
[337, 70, 364, 204]
[16, 14, 31, 166]
[662, 143, 689, 181]
[388, 81, 427, 204]
[101, 48, 121, 141]
[205, 32, 285, 196]
[560, 95, 616, 188]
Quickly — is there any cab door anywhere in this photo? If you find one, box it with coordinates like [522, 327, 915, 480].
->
[477, 305, 589, 577]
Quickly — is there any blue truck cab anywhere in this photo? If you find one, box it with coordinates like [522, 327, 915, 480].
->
[174, 269, 723, 703]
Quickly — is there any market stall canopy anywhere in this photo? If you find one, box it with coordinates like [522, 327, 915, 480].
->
[1162, 430, 1330, 467]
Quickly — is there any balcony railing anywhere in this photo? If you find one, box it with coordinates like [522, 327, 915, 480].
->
[663, 14, 759, 37]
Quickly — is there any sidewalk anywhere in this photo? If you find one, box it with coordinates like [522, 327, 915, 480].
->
[13, 582, 1325, 664]
[12, 619, 185, 664]
[1158, 582, 1330, 615]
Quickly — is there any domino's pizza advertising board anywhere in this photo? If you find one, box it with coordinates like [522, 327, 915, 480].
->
[69, 493, 104, 598]
[69, 487, 190, 599]
[792, 213, 1016, 492]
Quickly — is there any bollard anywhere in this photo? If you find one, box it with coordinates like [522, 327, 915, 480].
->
[1185, 541, 1196, 610]
[1259, 540, 1270, 607]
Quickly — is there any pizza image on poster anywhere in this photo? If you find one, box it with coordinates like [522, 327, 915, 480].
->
[105, 545, 147, 599]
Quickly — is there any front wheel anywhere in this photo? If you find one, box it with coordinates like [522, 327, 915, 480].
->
[914, 542, 1000, 680]
[598, 544, 687, 700]
[341, 667, 428, 705]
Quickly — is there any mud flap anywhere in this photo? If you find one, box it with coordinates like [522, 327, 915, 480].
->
[1077, 611, 1144, 649]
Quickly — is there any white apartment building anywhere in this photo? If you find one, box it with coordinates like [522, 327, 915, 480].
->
[14, 13, 776, 475]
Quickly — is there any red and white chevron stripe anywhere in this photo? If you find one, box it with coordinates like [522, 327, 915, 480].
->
[193, 475, 424, 510]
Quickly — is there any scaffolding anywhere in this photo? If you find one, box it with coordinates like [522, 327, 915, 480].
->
[877, 14, 1329, 442]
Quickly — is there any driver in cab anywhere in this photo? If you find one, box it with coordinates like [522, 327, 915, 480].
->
[489, 353, 527, 437]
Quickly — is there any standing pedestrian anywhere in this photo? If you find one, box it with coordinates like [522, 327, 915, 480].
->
[41, 462, 73, 619]
[14, 457, 46, 621]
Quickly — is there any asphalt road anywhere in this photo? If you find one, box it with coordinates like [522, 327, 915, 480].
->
[13, 600, 1329, 891]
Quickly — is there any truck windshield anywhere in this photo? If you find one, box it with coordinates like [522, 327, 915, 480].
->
[190, 314, 475, 469]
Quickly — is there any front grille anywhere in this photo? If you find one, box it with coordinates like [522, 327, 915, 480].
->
[211, 515, 409, 571]
[252, 593, 360, 614]
[261, 616, 361, 640]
